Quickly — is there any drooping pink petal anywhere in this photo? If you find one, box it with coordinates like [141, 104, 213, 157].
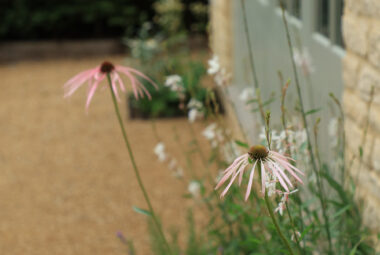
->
[272, 156, 304, 184]
[245, 161, 257, 201]
[114, 72, 126, 92]
[261, 160, 266, 194]
[117, 68, 139, 99]
[110, 73, 121, 102]
[64, 68, 100, 98]
[116, 66, 158, 89]
[272, 155, 305, 176]
[238, 161, 249, 186]
[223, 154, 247, 173]
[85, 78, 101, 109]
[271, 151, 296, 162]
[270, 160, 293, 187]
[270, 164, 289, 192]
[221, 169, 242, 197]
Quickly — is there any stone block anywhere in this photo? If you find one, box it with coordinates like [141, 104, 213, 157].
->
[342, 14, 370, 57]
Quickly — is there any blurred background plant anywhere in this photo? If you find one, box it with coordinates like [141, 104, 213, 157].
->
[124, 0, 211, 119]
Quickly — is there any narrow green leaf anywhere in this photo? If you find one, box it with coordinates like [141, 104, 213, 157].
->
[359, 146, 363, 158]
[133, 206, 152, 217]
[349, 237, 365, 255]
[235, 140, 249, 148]
[299, 223, 314, 241]
[333, 204, 351, 218]
[305, 108, 321, 115]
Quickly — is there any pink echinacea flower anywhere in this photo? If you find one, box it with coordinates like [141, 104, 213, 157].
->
[215, 145, 304, 201]
[64, 61, 157, 109]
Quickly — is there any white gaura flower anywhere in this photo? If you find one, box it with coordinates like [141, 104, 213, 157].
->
[293, 47, 315, 76]
[203, 123, 221, 147]
[173, 167, 184, 178]
[202, 123, 217, 140]
[187, 98, 204, 123]
[328, 117, 339, 147]
[207, 55, 220, 75]
[165, 75, 183, 92]
[188, 181, 201, 197]
[275, 189, 298, 215]
[239, 87, 255, 103]
[154, 142, 166, 162]
[188, 109, 203, 123]
[291, 231, 301, 242]
[215, 145, 304, 201]
[168, 158, 178, 170]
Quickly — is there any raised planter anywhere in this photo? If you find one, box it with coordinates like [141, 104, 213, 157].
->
[0, 39, 124, 63]
[127, 88, 225, 119]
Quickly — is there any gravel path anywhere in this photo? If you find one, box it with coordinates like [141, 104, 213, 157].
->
[0, 56, 212, 254]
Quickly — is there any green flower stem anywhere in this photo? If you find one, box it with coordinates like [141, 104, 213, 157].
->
[258, 164, 295, 255]
[278, 2, 332, 253]
[264, 191, 296, 255]
[106, 74, 172, 255]
[285, 202, 304, 255]
[240, 0, 266, 122]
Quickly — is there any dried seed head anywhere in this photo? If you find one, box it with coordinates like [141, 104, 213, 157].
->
[100, 61, 115, 73]
[248, 145, 268, 161]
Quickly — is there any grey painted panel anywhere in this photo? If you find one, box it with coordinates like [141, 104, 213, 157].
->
[231, 0, 345, 159]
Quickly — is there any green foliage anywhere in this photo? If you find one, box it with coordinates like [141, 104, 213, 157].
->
[0, 0, 155, 40]
[128, 56, 210, 118]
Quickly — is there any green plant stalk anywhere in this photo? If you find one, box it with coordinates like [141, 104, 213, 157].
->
[279, 3, 333, 253]
[263, 186, 295, 254]
[280, 80, 304, 254]
[285, 202, 303, 255]
[106, 74, 172, 255]
[240, 0, 266, 122]
[329, 93, 346, 185]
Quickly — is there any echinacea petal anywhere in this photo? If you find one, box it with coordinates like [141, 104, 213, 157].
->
[272, 155, 305, 176]
[245, 161, 257, 201]
[270, 160, 293, 188]
[261, 160, 265, 194]
[270, 164, 289, 192]
[117, 66, 158, 89]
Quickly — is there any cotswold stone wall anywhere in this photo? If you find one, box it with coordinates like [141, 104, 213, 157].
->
[342, 0, 380, 235]
[209, 0, 233, 74]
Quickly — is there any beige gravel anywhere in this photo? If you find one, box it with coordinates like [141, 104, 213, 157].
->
[0, 56, 213, 254]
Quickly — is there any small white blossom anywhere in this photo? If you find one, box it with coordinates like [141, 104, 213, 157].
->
[154, 142, 166, 162]
[291, 231, 301, 242]
[165, 75, 183, 92]
[168, 158, 178, 170]
[172, 167, 184, 178]
[202, 123, 217, 140]
[187, 98, 203, 109]
[328, 117, 339, 147]
[239, 87, 255, 103]
[207, 55, 220, 75]
[275, 189, 298, 216]
[293, 47, 315, 76]
[188, 181, 201, 197]
[187, 99, 204, 123]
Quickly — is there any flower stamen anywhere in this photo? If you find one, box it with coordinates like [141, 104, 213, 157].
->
[248, 145, 268, 161]
[100, 61, 115, 73]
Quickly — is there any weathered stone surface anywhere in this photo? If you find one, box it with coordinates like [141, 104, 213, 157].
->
[345, 117, 374, 164]
[342, 14, 370, 57]
[368, 21, 380, 69]
[343, 89, 368, 126]
[357, 63, 380, 104]
[346, 0, 380, 18]
[343, 53, 361, 89]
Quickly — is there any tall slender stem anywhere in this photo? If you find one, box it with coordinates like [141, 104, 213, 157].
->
[106, 74, 172, 255]
[264, 188, 295, 255]
[279, 3, 332, 253]
[240, 0, 265, 122]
